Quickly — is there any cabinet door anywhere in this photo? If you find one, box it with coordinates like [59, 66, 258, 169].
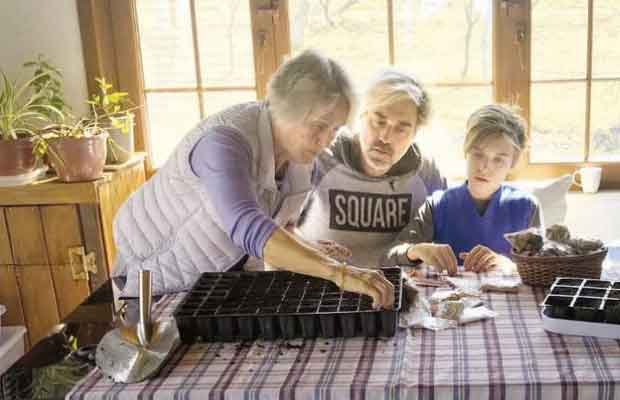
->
[0, 208, 25, 329]
[1, 204, 107, 349]
[5, 207, 60, 347]
[41, 205, 91, 319]
[78, 204, 109, 292]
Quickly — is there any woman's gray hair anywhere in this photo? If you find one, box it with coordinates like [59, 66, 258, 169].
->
[266, 49, 356, 124]
[464, 104, 528, 156]
[361, 68, 430, 128]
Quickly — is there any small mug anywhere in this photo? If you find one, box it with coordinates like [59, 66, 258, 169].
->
[572, 167, 602, 193]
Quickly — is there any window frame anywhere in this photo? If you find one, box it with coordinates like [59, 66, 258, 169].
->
[83, 0, 620, 188]
[77, 0, 151, 172]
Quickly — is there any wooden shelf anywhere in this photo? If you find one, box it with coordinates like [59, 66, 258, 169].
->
[0, 153, 146, 206]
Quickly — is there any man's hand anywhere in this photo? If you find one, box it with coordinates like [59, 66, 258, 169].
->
[407, 243, 458, 276]
[459, 245, 500, 273]
[336, 265, 394, 309]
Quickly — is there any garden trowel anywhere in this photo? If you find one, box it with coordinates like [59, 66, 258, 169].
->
[96, 269, 180, 383]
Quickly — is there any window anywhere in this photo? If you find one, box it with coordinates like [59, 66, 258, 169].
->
[136, 1, 257, 166]
[530, 0, 620, 163]
[91, 0, 619, 186]
[289, 0, 493, 177]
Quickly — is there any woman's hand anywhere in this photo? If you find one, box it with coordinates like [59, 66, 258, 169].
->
[459, 245, 499, 273]
[335, 265, 394, 309]
[314, 239, 352, 263]
[263, 229, 392, 309]
[407, 243, 458, 276]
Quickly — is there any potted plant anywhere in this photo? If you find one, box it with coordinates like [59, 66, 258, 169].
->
[44, 115, 109, 183]
[23, 55, 70, 122]
[88, 77, 136, 164]
[0, 64, 63, 184]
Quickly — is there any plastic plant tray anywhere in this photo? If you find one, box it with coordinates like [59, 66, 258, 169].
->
[173, 267, 403, 342]
[540, 277, 620, 339]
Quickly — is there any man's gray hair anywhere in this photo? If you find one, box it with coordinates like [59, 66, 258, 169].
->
[361, 68, 430, 128]
[266, 49, 356, 124]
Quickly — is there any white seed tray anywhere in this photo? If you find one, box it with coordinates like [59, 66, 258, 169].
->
[541, 308, 620, 339]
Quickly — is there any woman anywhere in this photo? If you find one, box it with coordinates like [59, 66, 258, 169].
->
[112, 50, 393, 308]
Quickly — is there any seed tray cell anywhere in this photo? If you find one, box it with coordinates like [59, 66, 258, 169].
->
[584, 280, 611, 289]
[550, 286, 578, 296]
[578, 287, 607, 297]
[173, 267, 403, 342]
[607, 290, 620, 300]
[541, 277, 620, 325]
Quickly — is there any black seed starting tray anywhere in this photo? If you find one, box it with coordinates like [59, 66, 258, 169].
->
[541, 277, 620, 339]
[173, 267, 402, 343]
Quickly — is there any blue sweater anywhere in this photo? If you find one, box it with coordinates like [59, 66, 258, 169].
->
[432, 183, 536, 255]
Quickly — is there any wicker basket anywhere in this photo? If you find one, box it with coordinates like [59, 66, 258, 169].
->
[511, 247, 608, 287]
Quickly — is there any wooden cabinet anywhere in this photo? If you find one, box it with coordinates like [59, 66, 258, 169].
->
[0, 155, 145, 348]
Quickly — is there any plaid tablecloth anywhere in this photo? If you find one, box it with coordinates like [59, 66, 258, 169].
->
[68, 276, 620, 400]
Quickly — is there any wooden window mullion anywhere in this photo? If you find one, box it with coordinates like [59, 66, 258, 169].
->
[250, 0, 280, 98]
[273, 0, 291, 66]
[584, 0, 594, 161]
[493, 0, 531, 177]
[189, 0, 206, 119]
[387, 0, 395, 65]
[79, 0, 152, 172]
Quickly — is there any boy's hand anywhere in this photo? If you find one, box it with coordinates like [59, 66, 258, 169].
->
[407, 243, 458, 276]
[459, 245, 499, 273]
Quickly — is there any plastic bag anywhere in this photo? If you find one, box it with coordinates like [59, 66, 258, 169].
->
[399, 296, 458, 331]
[400, 288, 490, 331]
[459, 305, 497, 324]
[435, 300, 464, 320]
[429, 289, 480, 304]
[445, 276, 482, 292]
[480, 276, 522, 293]
[504, 228, 544, 255]
[505, 224, 604, 257]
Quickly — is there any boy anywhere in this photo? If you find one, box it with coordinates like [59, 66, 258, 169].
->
[383, 104, 542, 275]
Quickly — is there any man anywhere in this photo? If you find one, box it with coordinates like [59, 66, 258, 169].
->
[297, 69, 446, 268]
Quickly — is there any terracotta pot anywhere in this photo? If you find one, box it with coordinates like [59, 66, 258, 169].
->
[47, 132, 108, 182]
[0, 138, 36, 176]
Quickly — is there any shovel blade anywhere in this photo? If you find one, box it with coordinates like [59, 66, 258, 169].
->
[96, 319, 179, 383]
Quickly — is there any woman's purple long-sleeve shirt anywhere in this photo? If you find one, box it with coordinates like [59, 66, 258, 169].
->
[189, 127, 279, 258]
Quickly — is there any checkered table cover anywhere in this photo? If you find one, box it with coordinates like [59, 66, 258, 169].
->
[67, 274, 620, 400]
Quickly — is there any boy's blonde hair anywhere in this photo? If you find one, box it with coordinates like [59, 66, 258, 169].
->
[361, 69, 430, 128]
[464, 104, 527, 160]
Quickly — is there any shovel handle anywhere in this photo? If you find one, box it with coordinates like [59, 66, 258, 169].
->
[137, 269, 153, 347]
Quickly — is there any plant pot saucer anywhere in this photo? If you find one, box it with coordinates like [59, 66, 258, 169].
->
[0, 166, 48, 187]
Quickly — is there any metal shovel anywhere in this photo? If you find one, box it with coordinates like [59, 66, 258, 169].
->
[96, 269, 180, 383]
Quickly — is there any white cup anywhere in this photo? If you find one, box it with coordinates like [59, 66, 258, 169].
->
[572, 167, 602, 193]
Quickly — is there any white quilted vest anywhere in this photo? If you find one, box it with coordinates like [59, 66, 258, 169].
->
[113, 102, 312, 296]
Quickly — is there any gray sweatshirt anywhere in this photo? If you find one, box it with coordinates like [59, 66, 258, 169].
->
[296, 129, 446, 268]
